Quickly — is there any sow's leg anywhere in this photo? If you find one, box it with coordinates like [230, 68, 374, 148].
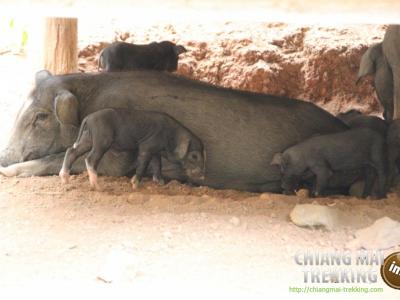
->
[0, 150, 138, 178]
[0, 153, 67, 177]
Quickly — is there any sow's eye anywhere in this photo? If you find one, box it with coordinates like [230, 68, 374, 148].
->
[37, 112, 49, 121]
[34, 112, 49, 125]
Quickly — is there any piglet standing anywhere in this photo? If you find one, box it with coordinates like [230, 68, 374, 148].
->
[59, 108, 206, 190]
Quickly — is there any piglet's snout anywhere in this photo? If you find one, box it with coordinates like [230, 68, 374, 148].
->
[186, 167, 205, 180]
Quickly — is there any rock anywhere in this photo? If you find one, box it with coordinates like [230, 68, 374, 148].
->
[290, 204, 339, 230]
[346, 217, 400, 250]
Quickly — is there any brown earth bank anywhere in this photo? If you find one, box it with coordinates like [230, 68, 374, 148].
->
[78, 22, 387, 115]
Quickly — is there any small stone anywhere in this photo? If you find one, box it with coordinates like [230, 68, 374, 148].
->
[259, 193, 272, 200]
[163, 231, 172, 239]
[229, 216, 241, 226]
[296, 189, 309, 198]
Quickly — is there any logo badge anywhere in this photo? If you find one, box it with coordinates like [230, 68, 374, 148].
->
[381, 251, 400, 289]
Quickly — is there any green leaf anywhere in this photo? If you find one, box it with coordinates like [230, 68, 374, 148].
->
[21, 30, 28, 47]
[9, 19, 14, 29]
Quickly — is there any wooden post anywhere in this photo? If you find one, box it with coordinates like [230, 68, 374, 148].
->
[43, 17, 78, 74]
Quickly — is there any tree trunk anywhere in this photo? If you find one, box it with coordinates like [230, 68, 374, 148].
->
[43, 17, 78, 74]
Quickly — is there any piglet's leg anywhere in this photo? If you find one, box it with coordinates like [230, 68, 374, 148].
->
[85, 148, 108, 191]
[131, 151, 153, 190]
[59, 143, 91, 183]
[83, 129, 114, 190]
[148, 155, 164, 185]
[361, 166, 375, 198]
[375, 167, 387, 199]
[85, 153, 100, 191]
[387, 147, 398, 189]
[310, 164, 332, 197]
[60, 137, 91, 184]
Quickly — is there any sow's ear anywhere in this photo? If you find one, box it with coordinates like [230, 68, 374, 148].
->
[35, 70, 52, 86]
[174, 45, 187, 56]
[175, 134, 190, 159]
[356, 44, 380, 84]
[54, 90, 79, 127]
[270, 153, 283, 166]
[202, 148, 207, 172]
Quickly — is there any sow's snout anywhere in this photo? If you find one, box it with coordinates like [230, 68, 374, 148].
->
[0, 148, 17, 167]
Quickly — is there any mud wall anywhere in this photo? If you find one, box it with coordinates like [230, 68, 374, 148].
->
[78, 22, 387, 115]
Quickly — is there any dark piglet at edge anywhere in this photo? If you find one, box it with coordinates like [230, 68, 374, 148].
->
[387, 119, 400, 187]
[271, 127, 387, 199]
[336, 109, 388, 137]
[59, 108, 206, 190]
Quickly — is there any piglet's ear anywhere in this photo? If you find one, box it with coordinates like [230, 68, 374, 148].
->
[35, 70, 52, 86]
[54, 90, 80, 127]
[174, 45, 187, 56]
[271, 153, 283, 166]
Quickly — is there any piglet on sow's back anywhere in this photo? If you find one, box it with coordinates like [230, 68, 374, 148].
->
[59, 108, 206, 190]
[271, 127, 387, 199]
[98, 41, 187, 72]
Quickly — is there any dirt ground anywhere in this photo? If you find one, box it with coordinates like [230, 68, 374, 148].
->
[0, 174, 399, 298]
[1, 8, 400, 298]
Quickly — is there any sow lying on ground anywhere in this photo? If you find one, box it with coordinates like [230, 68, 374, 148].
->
[0, 70, 347, 193]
